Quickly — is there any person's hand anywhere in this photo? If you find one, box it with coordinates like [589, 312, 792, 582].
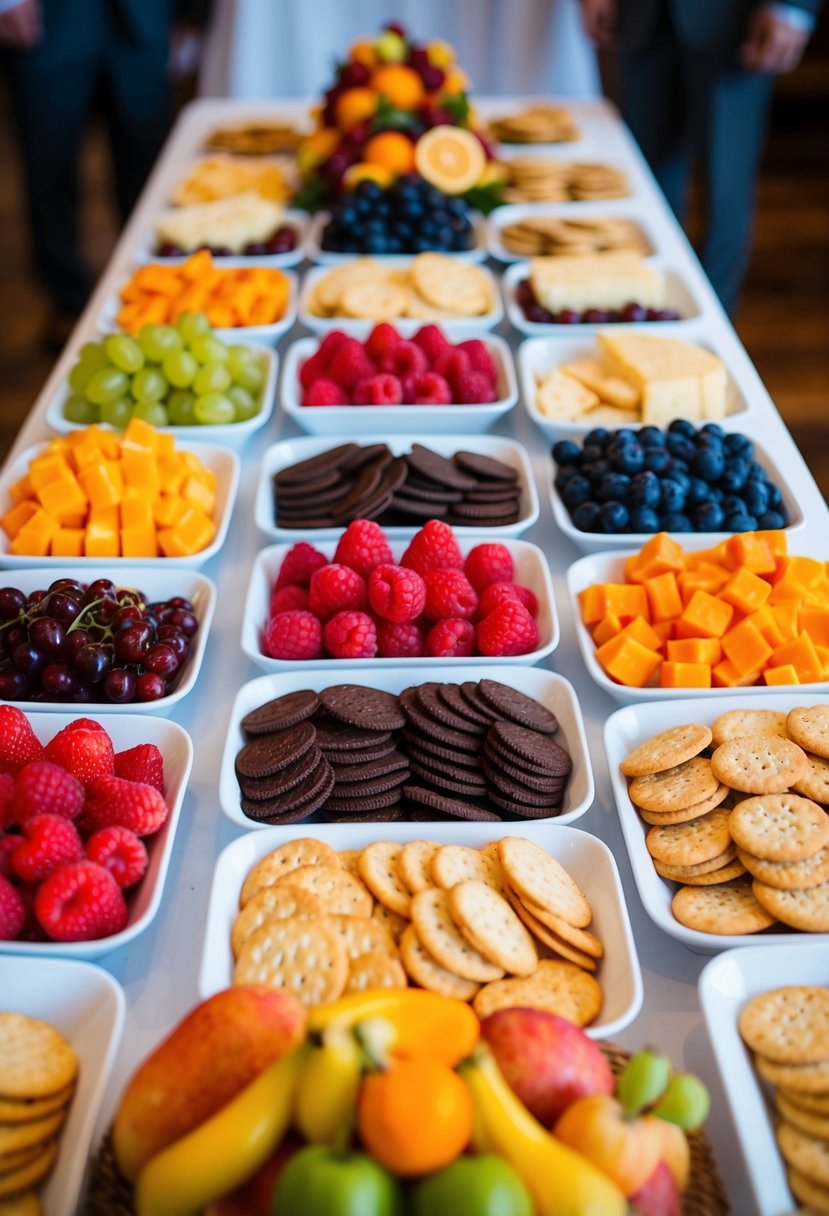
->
[168, 22, 203, 81]
[740, 9, 811, 73]
[0, 0, 42, 49]
[580, 0, 618, 48]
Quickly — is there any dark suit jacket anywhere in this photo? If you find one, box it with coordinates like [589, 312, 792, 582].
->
[618, 0, 822, 52]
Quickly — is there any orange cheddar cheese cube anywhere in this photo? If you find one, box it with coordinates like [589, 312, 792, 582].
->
[720, 567, 771, 615]
[1, 499, 38, 540]
[119, 494, 154, 532]
[764, 664, 799, 686]
[78, 459, 124, 511]
[677, 563, 731, 604]
[36, 473, 88, 524]
[666, 637, 722, 666]
[8, 474, 34, 506]
[720, 619, 774, 677]
[84, 506, 120, 558]
[769, 633, 823, 683]
[592, 613, 623, 647]
[625, 532, 686, 583]
[712, 657, 763, 688]
[617, 616, 664, 653]
[120, 527, 159, 559]
[51, 528, 85, 558]
[643, 571, 682, 623]
[120, 448, 160, 497]
[677, 590, 734, 639]
[799, 608, 829, 647]
[659, 661, 711, 689]
[9, 508, 57, 557]
[724, 532, 779, 575]
[594, 634, 661, 687]
[157, 506, 215, 558]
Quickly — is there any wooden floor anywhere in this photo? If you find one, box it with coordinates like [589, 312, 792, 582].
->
[0, 95, 827, 493]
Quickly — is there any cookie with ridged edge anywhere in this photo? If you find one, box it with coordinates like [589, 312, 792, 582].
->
[313, 724, 393, 752]
[235, 721, 316, 779]
[454, 450, 518, 482]
[407, 444, 478, 490]
[240, 689, 321, 736]
[320, 685, 406, 732]
[402, 729, 483, 768]
[478, 682, 559, 735]
[403, 785, 502, 821]
[408, 762, 489, 798]
[238, 748, 324, 801]
[399, 689, 482, 752]
[437, 683, 493, 728]
[274, 443, 359, 485]
[488, 721, 571, 775]
[322, 805, 405, 823]
[328, 751, 409, 783]
[414, 683, 486, 735]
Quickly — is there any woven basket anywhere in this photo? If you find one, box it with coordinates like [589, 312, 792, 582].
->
[82, 1043, 730, 1215]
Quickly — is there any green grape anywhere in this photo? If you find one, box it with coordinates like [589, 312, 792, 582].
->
[163, 349, 198, 389]
[190, 335, 230, 366]
[86, 366, 130, 406]
[132, 399, 169, 426]
[63, 394, 99, 424]
[167, 390, 197, 426]
[67, 360, 96, 394]
[227, 385, 258, 421]
[227, 344, 254, 375]
[194, 392, 235, 425]
[105, 333, 145, 374]
[175, 311, 212, 343]
[231, 356, 264, 393]
[78, 341, 109, 370]
[193, 362, 231, 395]
[131, 367, 169, 402]
[100, 397, 134, 428]
[138, 323, 183, 363]
[616, 1050, 672, 1117]
[651, 1074, 710, 1130]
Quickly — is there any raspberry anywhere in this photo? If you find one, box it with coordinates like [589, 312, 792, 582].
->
[412, 324, 451, 366]
[302, 378, 349, 407]
[35, 860, 128, 942]
[12, 762, 84, 825]
[368, 564, 426, 623]
[0, 706, 44, 775]
[85, 826, 148, 889]
[426, 618, 476, 658]
[114, 744, 165, 794]
[270, 584, 309, 614]
[432, 347, 470, 386]
[351, 374, 403, 406]
[317, 329, 350, 365]
[326, 338, 375, 390]
[0, 874, 25, 940]
[376, 619, 426, 658]
[323, 611, 377, 659]
[453, 370, 497, 404]
[457, 338, 498, 383]
[364, 322, 402, 363]
[263, 611, 323, 660]
[0, 837, 18, 881]
[401, 520, 464, 576]
[400, 372, 452, 405]
[464, 543, 516, 592]
[0, 773, 14, 831]
[83, 775, 169, 836]
[308, 564, 368, 621]
[275, 542, 328, 591]
[44, 724, 115, 786]
[378, 340, 427, 380]
[476, 600, 540, 657]
[11, 814, 84, 883]
[423, 569, 478, 621]
[334, 519, 393, 579]
[298, 349, 330, 389]
[477, 581, 539, 618]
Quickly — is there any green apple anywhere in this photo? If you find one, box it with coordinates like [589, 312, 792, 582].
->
[408, 1154, 534, 1216]
[271, 1145, 403, 1216]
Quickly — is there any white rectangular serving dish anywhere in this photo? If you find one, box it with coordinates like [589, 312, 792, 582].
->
[487, 151, 635, 206]
[518, 331, 754, 441]
[306, 211, 488, 264]
[280, 333, 518, 436]
[254, 434, 540, 543]
[135, 207, 310, 269]
[502, 258, 703, 337]
[219, 666, 593, 831]
[298, 260, 504, 335]
[0, 956, 125, 1216]
[99, 267, 298, 345]
[486, 202, 658, 264]
[44, 343, 278, 453]
[0, 566, 215, 713]
[0, 712, 192, 957]
[242, 536, 558, 672]
[0, 439, 239, 569]
[549, 437, 803, 555]
[566, 548, 828, 704]
[200, 820, 641, 1039]
[604, 692, 829, 953]
[699, 943, 826, 1216]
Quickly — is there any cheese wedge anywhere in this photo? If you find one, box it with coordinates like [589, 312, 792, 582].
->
[535, 368, 599, 421]
[560, 357, 641, 410]
[155, 193, 284, 253]
[596, 331, 727, 425]
[529, 252, 664, 313]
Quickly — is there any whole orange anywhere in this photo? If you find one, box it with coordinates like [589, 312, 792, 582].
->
[371, 64, 425, 110]
[363, 131, 416, 175]
[335, 87, 378, 132]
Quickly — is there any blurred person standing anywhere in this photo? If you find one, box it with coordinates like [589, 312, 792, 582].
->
[580, 0, 821, 314]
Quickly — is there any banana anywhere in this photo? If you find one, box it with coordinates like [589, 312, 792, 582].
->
[295, 1024, 363, 1145]
[459, 1046, 628, 1216]
[134, 1043, 308, 1216]
[308, 989, 422, 1033]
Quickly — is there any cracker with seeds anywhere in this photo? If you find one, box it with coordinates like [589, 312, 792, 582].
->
[752, 879, 829, 931]
[794, 752, 829, 803]
[359, 842, 411, 917]
[473, 959, 602, 1026]
[507, 892, 598, 971]
[628, 758, 719, 813]
[231, 883, 324, 957]
[637, 783, 730, 825]
[398, 840, 439, 895]
[788, 707, 829, 759]
[739, 986, 829, 1063]
[0, 1015, 77, 1101]
[233, 917, 348, 1006]
[777, 1120, 829, 1187]
[654, 856, 746, 885]
[345, 951, 407, 993]
[239, 838, 340, 906]
[729, 793, 829, 862]
[711, 708, 789, 746]
[645, 809, 733, 867]
[621, 724, 712, 777]
[671, 881, 777, 935]
[737, 845, 829, 890]
[431, 844, 508, 895]
[776, 1090, 829, 1142]
[275, 864, 372, 917]
[711, 736, 808, 794]
[758, 1054, 829, 1093]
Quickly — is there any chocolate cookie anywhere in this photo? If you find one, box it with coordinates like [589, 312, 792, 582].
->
[241, 690, 321, 736]
[321, 685, 406, 732]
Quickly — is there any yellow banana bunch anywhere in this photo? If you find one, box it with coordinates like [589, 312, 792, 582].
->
[459, 1046, 628, 1216]
[134, 1043, 308, 1216]
[294, 1023, 363, 1145]
[307, 989, 414, 1033]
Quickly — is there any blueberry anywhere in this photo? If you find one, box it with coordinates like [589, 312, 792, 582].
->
[562, 476, 592, 508]
[757, 510, 786, 529]
[719, 458, 749, 492]
[629, 507, 661, 532]
[582, 459, 611, 484]
[552, 440, 582, 466]
[572, 501, 602, 531]
[614, 428, 639, 447]
[723, 494, 746, 516]
[584, 428, 611, 449]
[555, 467, 580, 492]
[709, 486, 725, 504]
[668, 419, 698, 440]
[356, 180, 382, 200]
[724, 433, 754, 458]
[660, 479, 687, 512]
[685, 477, 711, 508]
[599, 501, 630, 533]
[693, 501, 725, 531]
[697, 429, 724, 448]
[365, 235, 389, 254]
[692, 446, 726, 483]
[618, 444, 646, 475]
[725, 512, 758, 532]
[700, 422, 725, 440]
[629, 470, 661, 509]
[747, 461, 767, 483]
[743, 483, 769, 516]
[667, 467, 691, 495]
[644, 448, 672, 475]
[661, 512, 693, 532]
[766, 483, 784, 510]
[581, 444, 605, 464]
[638, 426, 666, 448]
[666, 434, 696, 463]
[598, 472, 631, 502]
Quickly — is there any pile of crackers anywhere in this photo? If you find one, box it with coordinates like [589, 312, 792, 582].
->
[739, 985, 829, 1213]
[0, 1012, 77, 1206]
[498, 156, 629, 204]
[204, 121, 305, 156]
[171, 154, 297, 207]
[535, 352, 641, 427]
[306, 255, 494, 321]
[621, 707, 829, 935]
[499, 215, 648, 259]
[488, 105, 579, 145]
[231, 835, 604, 1025]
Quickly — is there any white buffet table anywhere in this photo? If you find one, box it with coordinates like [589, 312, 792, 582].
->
[4, 97, 826, 1215]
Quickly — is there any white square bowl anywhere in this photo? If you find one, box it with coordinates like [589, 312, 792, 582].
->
[241, 536, 558, 673]
[0, 711, 192, 957]
[502, 258, 703, 337]
[44, 343, 278, 453]
[306, 210, 489, 264]
[0, 956, 125, 1216]
[486, 202, 658, 264]
[280, 334, 518, 436]
[565, 548, 829, 704]
[698, 943, 827, 1216]
[254, 433, 540, 543]
[199, 820, 641, 1039]
[0, 439, 239, 569]
[549, 436, 804, 555]
[0, 566, 215, 713]
[604, 692, 829, 953]
[219, 666, 594, 830]
[518, 332, 754, 441]
[298, 260, 504, 336]
[136, 207, 310, 269]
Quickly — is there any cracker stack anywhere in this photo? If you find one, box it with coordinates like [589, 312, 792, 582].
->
[621, 707, 829, 935]
[498, 157, 629, 204]
[488, 105, 579, 145]
[0, 1013, 78, 1208]
[307, 255, 493, 321]
[499, 216, 648, 259]
[739, 985, 829, 1213]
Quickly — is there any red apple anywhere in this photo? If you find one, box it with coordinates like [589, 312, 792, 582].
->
[646, 1116, 690, 1191]
[480, 1007, 614, 1125]
[628, 1159, 681, 1216]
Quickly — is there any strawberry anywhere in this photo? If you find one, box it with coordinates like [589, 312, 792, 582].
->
[85, 826, 148, 889]
[44, 723, 115, 785]
[82, 775, 169, 836]
[11, 814, 84, 883]
[0, 874, 25, 940]
[13, 762, 84, 825]
[35, 860, 128, 942]
[114, 745, 165, 794]
[0, 706, 44, 775]
[0, 773, 14, 831]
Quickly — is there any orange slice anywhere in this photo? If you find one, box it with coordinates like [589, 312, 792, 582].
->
[414, 125, 486, 194]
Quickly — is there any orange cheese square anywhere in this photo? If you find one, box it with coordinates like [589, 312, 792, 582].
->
[594, 634, 661, 688]
[659, 661, 712, 689]
[677, 590, 734, 639]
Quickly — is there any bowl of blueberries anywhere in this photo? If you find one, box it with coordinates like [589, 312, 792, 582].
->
[550, 420, 801, 553]
[308, 175, 487, 262]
